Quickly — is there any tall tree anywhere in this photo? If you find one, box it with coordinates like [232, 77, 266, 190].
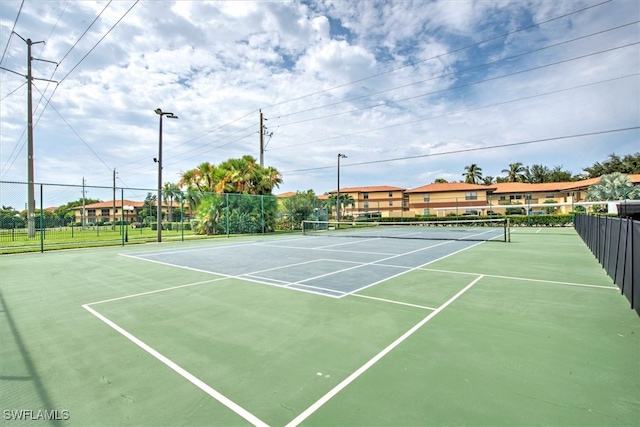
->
[463, 164, 483, 184]
[482, 176, 495, 185]
[547, 165, 573, 182]
[162, 182, 182, 222]
[524, 164, 549, 183]
[583, 152, 640, 178]
[502, 162, 526, 182]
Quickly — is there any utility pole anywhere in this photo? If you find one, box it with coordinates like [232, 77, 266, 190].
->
[259, 110, 273, 167]
[112, 169, 116, 230]
[259, 110, 264, 167]
[0, 33, 57, 237]
[82, 177, 86, 229]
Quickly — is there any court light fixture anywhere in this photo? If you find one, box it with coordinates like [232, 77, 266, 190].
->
[337, 153, 347, 221]
[155, 108, 179, 243]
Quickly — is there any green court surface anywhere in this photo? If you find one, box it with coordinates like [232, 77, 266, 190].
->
[0, 228, 638, 426]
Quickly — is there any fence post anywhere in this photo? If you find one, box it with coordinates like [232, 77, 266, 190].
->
[180, 199, 184, 242]
[121, 188, 125, 246]
[226, 193, 230, 238]
[261, 195, 265, 234]
[40, 184, 44, 253]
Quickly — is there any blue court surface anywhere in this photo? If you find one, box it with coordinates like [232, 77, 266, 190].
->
[123, 235, 486, 297]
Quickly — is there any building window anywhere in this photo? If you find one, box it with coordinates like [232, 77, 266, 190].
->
[499, 195, 506, 201]
[465, 192, 477, 200]
[423, 209, 430, 215]
[510, 194, 522, 200]
[546, 193, 555, 199]
[423, 194, 430, 202]
[389, 201, 393, 206]
[101, 209, 110, 217]
[364, 202, 369, 209]
[388, 192, 393, 197]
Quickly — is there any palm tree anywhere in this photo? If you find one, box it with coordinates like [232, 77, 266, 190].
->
[256, 166, 283, 195]
[482, 176, 494, 185]
[162, 182, 182, 222]
[525, 164, 549, 183]
[586, 172, 640, 201]
[502, 162, 527, 182]
[463, 164, 483, 184]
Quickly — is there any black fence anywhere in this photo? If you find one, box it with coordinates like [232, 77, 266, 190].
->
[574, 214, 639, 316]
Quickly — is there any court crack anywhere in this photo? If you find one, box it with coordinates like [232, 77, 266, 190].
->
[280, 402, 296, 416]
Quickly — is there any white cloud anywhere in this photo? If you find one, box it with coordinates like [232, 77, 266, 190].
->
[0, 0, 638, 206]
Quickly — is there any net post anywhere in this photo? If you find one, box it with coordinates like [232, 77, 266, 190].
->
[506, 218, 511, 242]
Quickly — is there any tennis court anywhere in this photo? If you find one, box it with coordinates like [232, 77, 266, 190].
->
[1, 227, 638, 426]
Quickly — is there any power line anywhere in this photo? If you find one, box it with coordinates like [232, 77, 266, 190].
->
[32, 84, 113, 174]
[0, 0, 23, 67]
[56, 1, 139, 85]
[271, 21, 639, 125]
[152, 0, 614, 152]
[258, 0, 613, 112]
[281, 127, 640, 174]
[268, 71, 639, 153]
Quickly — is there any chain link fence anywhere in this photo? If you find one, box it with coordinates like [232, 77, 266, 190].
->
[0, 181, 332, 254]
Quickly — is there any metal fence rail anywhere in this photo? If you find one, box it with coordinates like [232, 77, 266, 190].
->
[1, 181, 316, 253]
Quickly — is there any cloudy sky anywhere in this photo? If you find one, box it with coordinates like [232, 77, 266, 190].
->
[0, 0, 638, 205]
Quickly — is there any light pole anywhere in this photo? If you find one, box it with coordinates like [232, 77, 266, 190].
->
[154, 108, 178, 242]
[337, 153, 347, 221]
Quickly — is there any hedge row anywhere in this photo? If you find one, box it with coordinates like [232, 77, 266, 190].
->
[358, 214, 574, 227]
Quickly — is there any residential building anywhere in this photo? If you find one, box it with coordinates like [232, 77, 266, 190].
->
[404, 174, 640, 217]
[69, 199, 188, 225]
[405, 182, 493, 217]
[326, 186, 408, 218]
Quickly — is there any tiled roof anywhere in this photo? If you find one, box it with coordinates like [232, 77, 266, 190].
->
[276, 191, 297, 198]
[69, 200, 147, 210]
[406, 182, 494, 193]
[405, 174, 640, 195]
[491, 174, 640, 193]
[328, 185, 405, 194]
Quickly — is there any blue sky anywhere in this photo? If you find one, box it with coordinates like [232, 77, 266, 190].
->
[0, 0, 638, 206]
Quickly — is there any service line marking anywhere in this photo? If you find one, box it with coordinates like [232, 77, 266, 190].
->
[82, 304, 269, 427]
[284, 274, 484, 427]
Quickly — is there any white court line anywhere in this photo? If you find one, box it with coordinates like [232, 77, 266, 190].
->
[348, 240, 486, 297]
[118, 253, 343, 299]
[86, 277, 229, 306]
[284, 275, 485, 427]
[254, 242, 397, 257]
[82, 304, 269, 427]
[350, 293, 437, 311]
[419, 267, 618, 290]
[124, 235, 309, 258]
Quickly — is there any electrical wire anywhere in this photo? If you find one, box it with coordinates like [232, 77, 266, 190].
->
[271, 73, 638, 152]
[281, 127, 640, 174]
[0, 0, 23, 67]
[271, 21, 639, 125]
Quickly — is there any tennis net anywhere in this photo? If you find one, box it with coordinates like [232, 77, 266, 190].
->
[301, 218, 510, 242]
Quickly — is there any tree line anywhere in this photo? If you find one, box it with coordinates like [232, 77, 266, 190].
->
[461, 153, 640, 185]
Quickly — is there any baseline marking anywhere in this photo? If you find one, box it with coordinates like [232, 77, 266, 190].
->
[82, 304, 268, 427]
[419, 268, 618, 290]
[284, 275, 485, 427]
[349, 240, 486, 296]
[350, 293, 437, 311]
